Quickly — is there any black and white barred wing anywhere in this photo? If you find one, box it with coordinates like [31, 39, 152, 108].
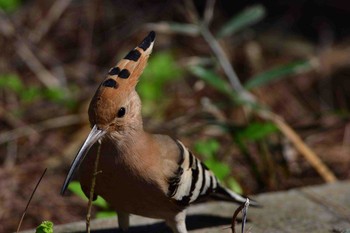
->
[168, 140, 248, 206]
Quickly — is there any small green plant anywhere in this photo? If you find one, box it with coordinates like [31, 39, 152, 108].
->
[216, 4, 266, 38]
[137, 52, 182, 117]
[235, 122, 278, 142]
[0, 73, 76, 108]
[35, 221, 53, 233]
[0, 0, 20, 12]
[164, 2, 316, 189]
[68, 181, 116, 218]
[244, 60, 314, 90]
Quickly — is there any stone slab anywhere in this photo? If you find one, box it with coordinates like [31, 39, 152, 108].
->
[21, 181, 350, 233]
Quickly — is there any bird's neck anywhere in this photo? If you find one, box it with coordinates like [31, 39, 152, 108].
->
[109, 126, 148, 152]
[108, 129, 156, 173]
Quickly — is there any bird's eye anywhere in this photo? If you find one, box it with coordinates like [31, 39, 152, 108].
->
[117, 107, 126, 118]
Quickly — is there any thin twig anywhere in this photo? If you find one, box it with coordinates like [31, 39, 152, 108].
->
[86, 142, 102, 233]
[0, 10, 61, 88]
[231, 202, 244, 233]
[16, 168, 47, 233]
[15, 39, 61, 87]
[0, 114, 85, 144]
[231, 198, 250, 233]
[203, 0, 216, 26]
[146, 22, 199, 36]
[183, 0, 199, 23]
[199, 25, 247, 94]
[30, 0, 73, 43]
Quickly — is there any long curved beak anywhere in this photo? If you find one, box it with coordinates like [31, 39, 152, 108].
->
[60, 125, 106, 195]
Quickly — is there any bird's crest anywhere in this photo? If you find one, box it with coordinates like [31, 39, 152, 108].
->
[88, 31, 155, 126]
[101, 31, 155, 93]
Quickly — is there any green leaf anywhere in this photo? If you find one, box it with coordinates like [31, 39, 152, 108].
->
[95, 211, 117, 219]
[0, 74, 23, 93]
[205, 159, 231, 181]
[237, 122, 278, 142]
[138, 52, 182, 116]
[36, 221, 53, 233]
[190, 66, 231, 95]
[245, 60, 313, 90]
[194, 139, 220, 160]
[67, 181, 86, 199]
[67, 181, 109, 209]
[0, 0, 20, 12]
[20, 86, 41, 103]
[227, 177, 243, 194]
[93, 196, 109, 209]
[139, 52, 181, 100]
[217, 4, 266, 38]
[190, 66, 265, 110]
[44, 87, 66, 102]
[194, 139, 231, 181]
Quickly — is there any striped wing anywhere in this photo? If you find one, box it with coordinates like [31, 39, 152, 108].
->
[168, 140, 248, 206]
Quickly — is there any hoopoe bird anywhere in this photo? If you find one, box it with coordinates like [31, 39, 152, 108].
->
[61, 31, 256, 233]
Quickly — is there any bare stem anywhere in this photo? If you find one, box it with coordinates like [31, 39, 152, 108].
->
[86, 142, 102, 233]
[199, 25, 245, 94]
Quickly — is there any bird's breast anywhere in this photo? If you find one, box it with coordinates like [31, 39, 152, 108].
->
[78, 138, 182, 219]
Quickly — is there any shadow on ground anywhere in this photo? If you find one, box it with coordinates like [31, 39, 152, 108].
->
[79, 214, 233, 233]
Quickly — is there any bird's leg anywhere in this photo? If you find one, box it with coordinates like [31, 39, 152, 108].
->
[166, 210, 187, 233]
[117, 211, 130, 231]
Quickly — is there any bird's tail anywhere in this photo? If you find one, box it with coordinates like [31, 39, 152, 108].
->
[212, 184, 260, 207]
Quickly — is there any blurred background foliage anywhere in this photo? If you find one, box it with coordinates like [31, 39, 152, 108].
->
[0, 0, 350, 232]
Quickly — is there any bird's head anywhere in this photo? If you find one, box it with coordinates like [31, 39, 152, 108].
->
[61, 31, 155, 194]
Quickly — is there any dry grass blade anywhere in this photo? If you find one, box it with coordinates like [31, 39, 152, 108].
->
[86, 142, 102, 233]
[270, 114, 337, 182]
[16, 168, 47, 233]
